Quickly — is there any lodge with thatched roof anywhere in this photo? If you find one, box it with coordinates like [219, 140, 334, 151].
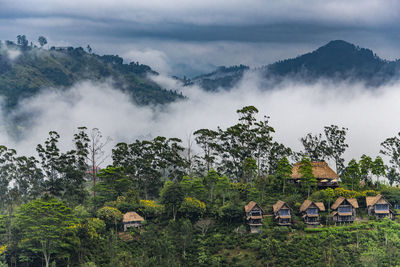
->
[299, 200, 325, 225]
[273, 200, 291, 226]
[123, 212, 144, 231]
[366, 194, 395, 220]
[290, 161, 339, 189]
[331, 197, 358, 223]
[244, 201, 264, 233]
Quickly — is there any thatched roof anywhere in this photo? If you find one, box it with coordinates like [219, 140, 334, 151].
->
[245, 201, 263, 213]
[331, 197, 359, 210]
[366, 194, 389, 207]
[123, 212, 144, 223]
[291, 161, 339, 179]
[273, 200, 290, 213]
[299, 200, 325, 212]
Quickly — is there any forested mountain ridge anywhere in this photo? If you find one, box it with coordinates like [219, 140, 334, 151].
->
[191, 40, 400, 91]
[0, 41, 183, 109]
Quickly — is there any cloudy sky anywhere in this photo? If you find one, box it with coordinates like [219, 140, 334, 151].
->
[1, 0, 400, 76]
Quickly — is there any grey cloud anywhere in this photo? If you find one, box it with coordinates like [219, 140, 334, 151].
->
[2, 74, 400, 166]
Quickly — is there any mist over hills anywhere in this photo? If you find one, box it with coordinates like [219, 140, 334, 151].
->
[191, 40, 400, 91]
[1, 39, 400, 116]
[0, 42, 183, 110]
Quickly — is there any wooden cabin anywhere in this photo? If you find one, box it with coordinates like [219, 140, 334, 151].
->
[299, 200, 325, 225]
[331, 197, 358, 223]
[244, 201, 264, 233]
[366, 194, 395, 220]
[290, 161, 339, 189]
[273, 200, 291, 226]
[123, 212, 144, 231]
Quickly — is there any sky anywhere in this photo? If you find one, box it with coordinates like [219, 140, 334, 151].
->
[1, 0, 400, 170]
[1, 0, 400, 76]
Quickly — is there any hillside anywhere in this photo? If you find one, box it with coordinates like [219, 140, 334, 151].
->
[190, 65, 249, 91]
[0, 42, 183, 110]
[191, 40, 400, 91]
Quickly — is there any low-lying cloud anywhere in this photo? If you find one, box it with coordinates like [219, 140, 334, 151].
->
[1, 73, 400, 168]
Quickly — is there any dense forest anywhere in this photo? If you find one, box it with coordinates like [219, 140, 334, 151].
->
[1, 106, 400, 266]
[0, 35, 183, 110]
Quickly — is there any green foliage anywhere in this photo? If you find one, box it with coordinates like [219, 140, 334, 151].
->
[0, 43, 182, 111]
[16, 198, 76, 267]
[179, 197, 206, 220]
[298, 156, 317, 197]
[96, 206, 122, 229]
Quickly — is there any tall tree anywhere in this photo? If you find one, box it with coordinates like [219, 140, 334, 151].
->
[16, 198, 76, 267]
[324, 125, 348, 174]
[301, 133, 329, 161]
[160, 182, 184, 221]
[298, 156, 316, 197]
[381, 132, 400, 173]
[342, 159, 361, 190]
[275, 156, 292, 193]
[38, 36, 47, 47]
[193, 129, 219, 173]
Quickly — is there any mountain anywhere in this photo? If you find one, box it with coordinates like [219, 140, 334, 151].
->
[190, 65, 249, 91]
[0, 43, 183, 110]
[191, 40, 400, 91]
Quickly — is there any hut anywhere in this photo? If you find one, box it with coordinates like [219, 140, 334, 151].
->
[273, 200, 291, 226]
[244, 201, 264, 233]
[290, 161, 339, 189]
[299, 200, 325, 225]
[366, 194, 395, 220]
[123, 212, 144, 231]
[331, 197, 358, 223]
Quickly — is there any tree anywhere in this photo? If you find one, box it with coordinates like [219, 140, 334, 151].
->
[386, 168, 400, 186]
[112, 136, 185, 199]
[204, 170, 219, 202]
[16, 35, 28, 48]
[160, 182, 184, 221]
[16, 198, 76, 267]
[342, 159, 361, 190]
[74, 127, 111, 198]
[300, 133, 329, 161]
[38, 36, 47, 48]
[372, 156, 386, 188]
[298, 157, 317, 197]
[381, 132, 400, 174]
[193, 129, 219, 173]
[86, 45, 92, 53]
[242, 157, 257, 184]
[324, 125, 348, 174]
[275, 156, 292, 193]
[359, 155, 373, 184]
[215, 175, 230, 205]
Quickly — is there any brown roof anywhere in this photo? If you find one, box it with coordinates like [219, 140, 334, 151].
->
[244, 201, 263, 213]
[299, 200, 326, 212]
[366, 194, 389, 207]
[331, 197, 359, 210]
[315, 202, 325, 211]
[273, 200, 290, 213]
[123, 212, 144, 223]
[291, 161, 339, 179]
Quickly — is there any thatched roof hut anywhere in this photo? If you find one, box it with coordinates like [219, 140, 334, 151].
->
[291, 161, 339, 179]
[331, 197, 359, 210]
[299, 200, 325, 213]
[123, 212, 144, 223]
[366, 194, 389, 207]
[245, 201, 264, 213]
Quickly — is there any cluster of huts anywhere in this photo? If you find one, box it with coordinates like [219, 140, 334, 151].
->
[245, 161, 396, 233]
[245, 194, 395, 233]
[121, 161, 396, 234]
